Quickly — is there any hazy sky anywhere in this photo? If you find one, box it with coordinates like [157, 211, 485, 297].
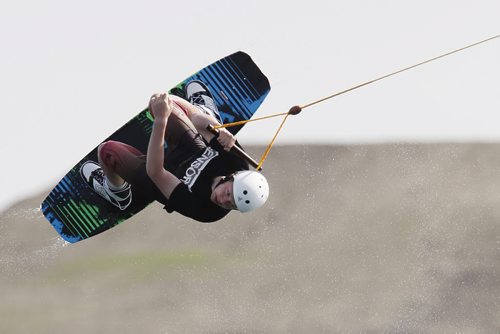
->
[0, 0, 498, 211]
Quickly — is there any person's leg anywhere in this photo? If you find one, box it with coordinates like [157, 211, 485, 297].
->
[79, 140, 142, 210]
[90, 140, 171, 208]
[165, 103, 198, 147]
[164, 102, 206, 156]
[98, 140, 145, 187]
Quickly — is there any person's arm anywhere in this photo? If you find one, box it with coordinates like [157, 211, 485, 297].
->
[146, 93, 181, 199]
[172, 96, 236, 151]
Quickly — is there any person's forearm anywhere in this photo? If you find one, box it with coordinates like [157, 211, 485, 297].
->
[146, 117, 168, 178]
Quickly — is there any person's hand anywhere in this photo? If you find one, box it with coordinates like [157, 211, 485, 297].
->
[217, 128, 236, 151]
[149, 93, 173, 121]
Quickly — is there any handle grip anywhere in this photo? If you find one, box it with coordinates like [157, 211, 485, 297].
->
[206, 124, 262, 171]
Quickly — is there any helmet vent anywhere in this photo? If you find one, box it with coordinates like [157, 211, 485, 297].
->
[243, 190, 248, 195]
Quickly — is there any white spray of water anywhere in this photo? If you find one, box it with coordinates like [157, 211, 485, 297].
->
[0, 237, 70, 277]
[0, 207, 70, 277]
[1, 206, 42, 219]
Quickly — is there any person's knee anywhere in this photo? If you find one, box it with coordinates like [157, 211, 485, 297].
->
[98, 141, 119, 167]
[97, 142, 106, 162]
[98, 141, 109, 158]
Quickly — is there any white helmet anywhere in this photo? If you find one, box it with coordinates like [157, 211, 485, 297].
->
[232, 171, 269, 213]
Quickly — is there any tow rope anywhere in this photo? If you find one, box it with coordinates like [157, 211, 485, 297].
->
[214, 35, 500, 170]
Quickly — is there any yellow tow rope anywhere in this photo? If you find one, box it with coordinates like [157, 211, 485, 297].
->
[214, 34, 500, 170]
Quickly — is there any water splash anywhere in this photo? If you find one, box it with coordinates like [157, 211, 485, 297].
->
[1, 206, 41, 219]
[0, 237, 69, 278]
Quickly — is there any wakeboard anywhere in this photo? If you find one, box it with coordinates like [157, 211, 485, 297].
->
[41, 51, 270, 243]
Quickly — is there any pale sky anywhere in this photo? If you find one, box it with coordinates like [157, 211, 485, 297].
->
[0, 0, 499, 211]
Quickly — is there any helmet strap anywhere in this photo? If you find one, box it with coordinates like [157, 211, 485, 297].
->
[212, 173, 235, 191]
